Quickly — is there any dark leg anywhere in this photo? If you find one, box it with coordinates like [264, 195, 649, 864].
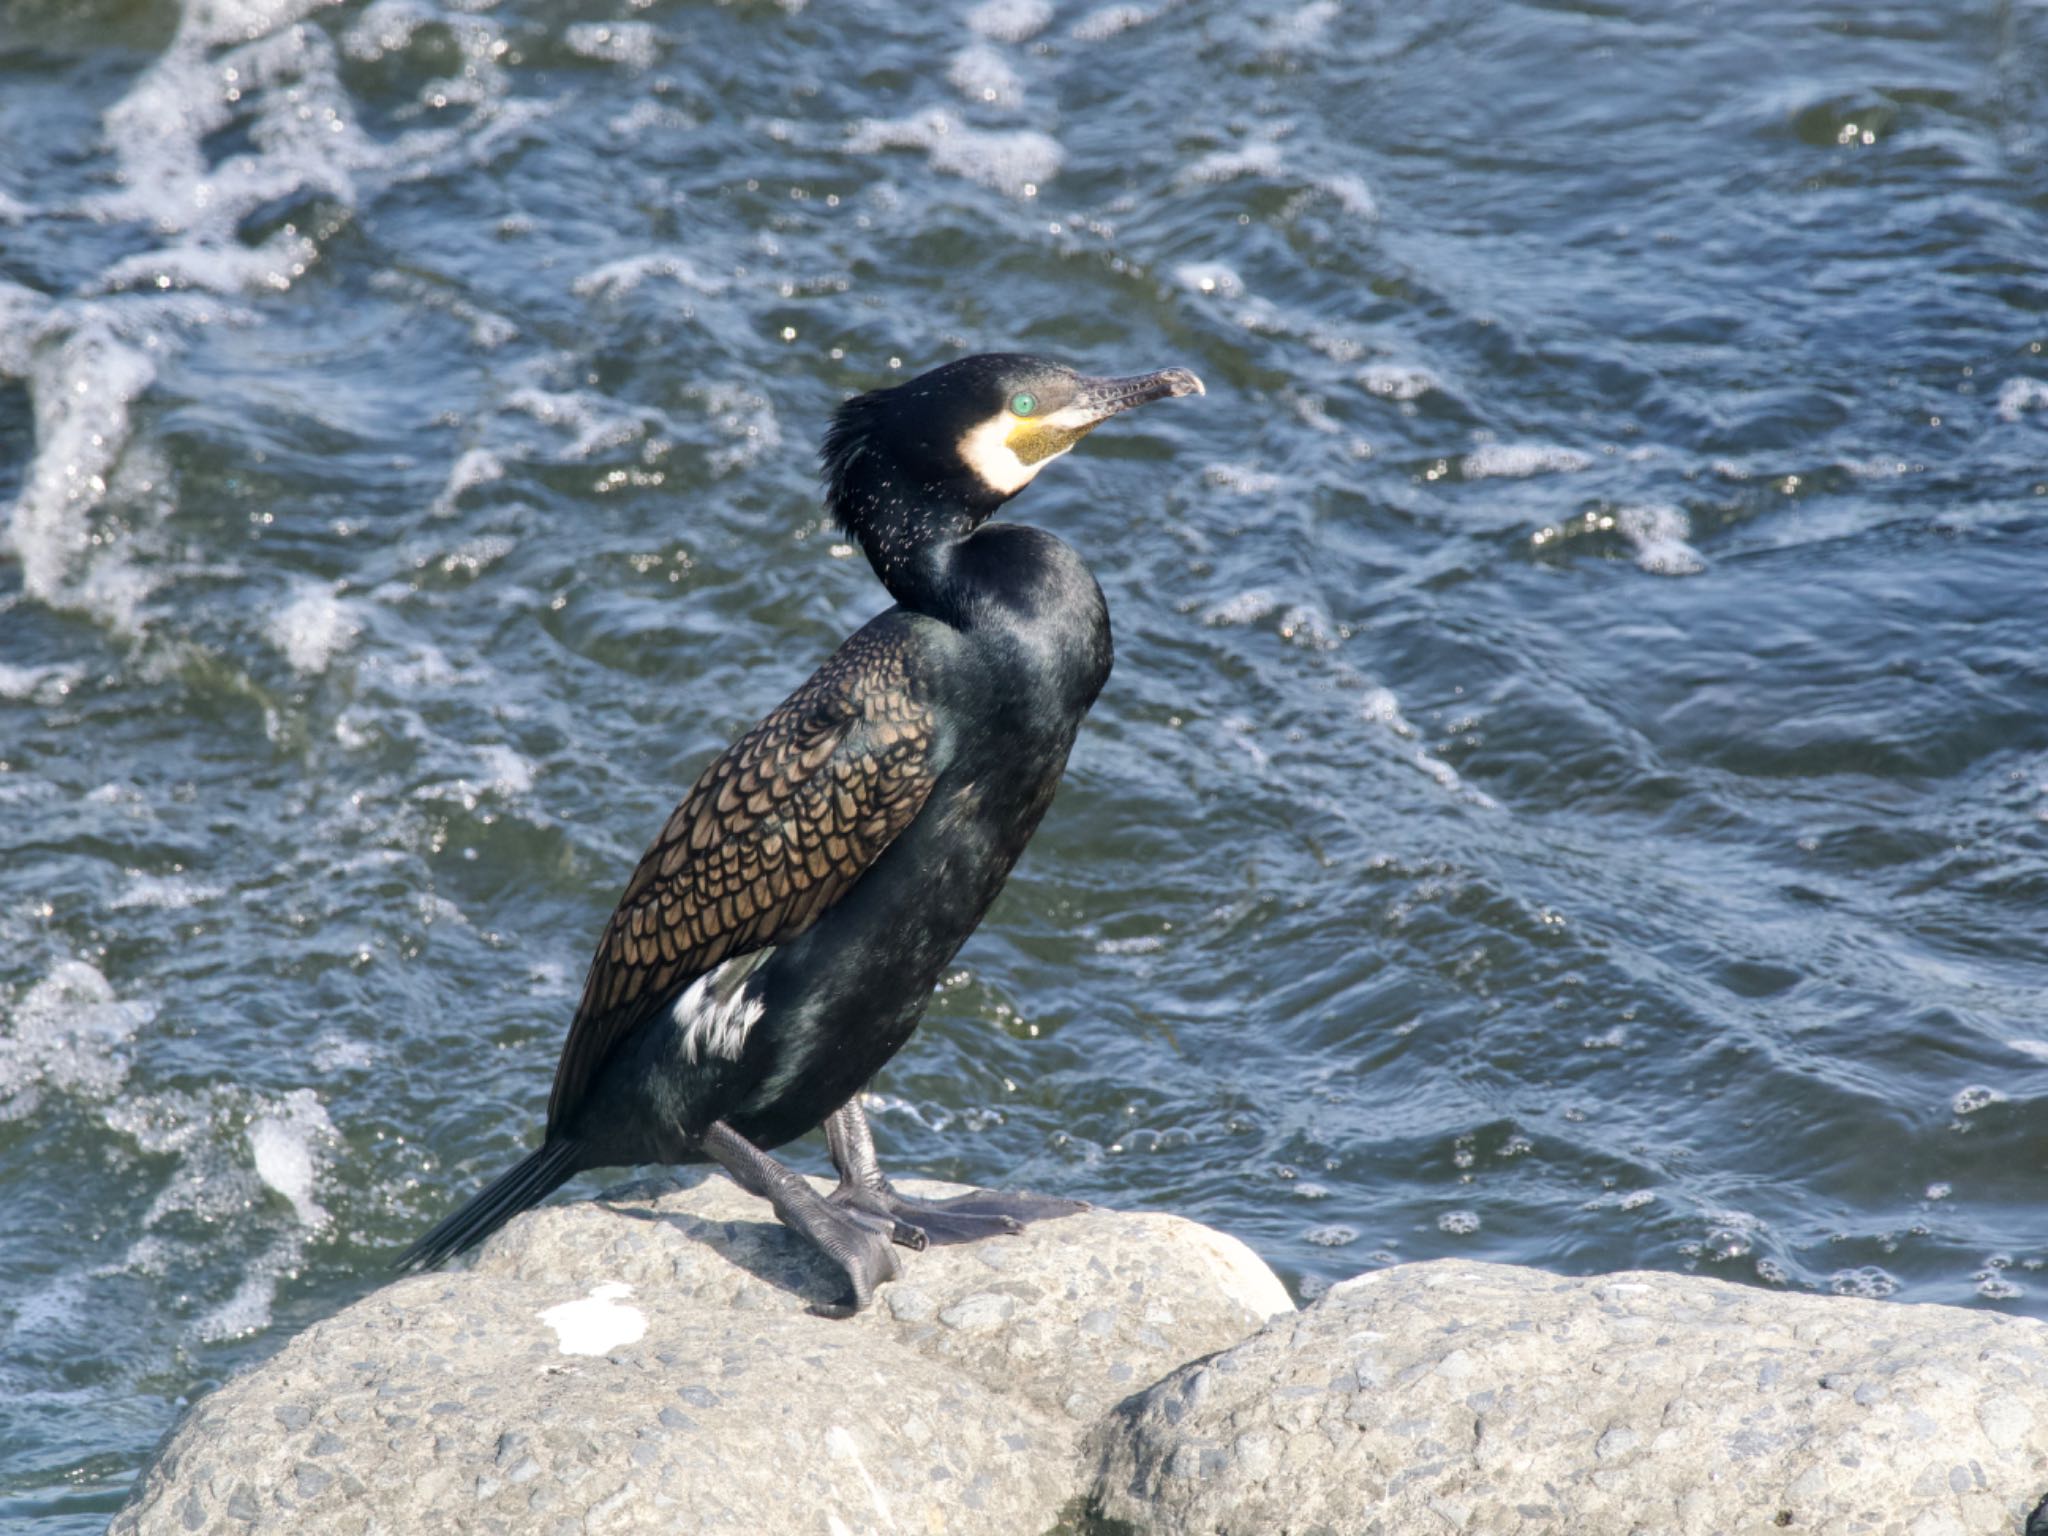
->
[700, 1119, 901, 1317]
[823, 1099, 1087, 1247]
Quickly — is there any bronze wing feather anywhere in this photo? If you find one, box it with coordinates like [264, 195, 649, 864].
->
[546, 627, 937, 1131]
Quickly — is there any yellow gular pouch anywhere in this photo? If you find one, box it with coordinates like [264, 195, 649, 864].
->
[1007, 419, 1099, 466]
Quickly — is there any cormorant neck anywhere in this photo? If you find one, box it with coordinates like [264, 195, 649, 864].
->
[827, 449, 1009, 621]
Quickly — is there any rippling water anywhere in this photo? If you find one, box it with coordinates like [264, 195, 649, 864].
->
[6, 0, 2048, 1522]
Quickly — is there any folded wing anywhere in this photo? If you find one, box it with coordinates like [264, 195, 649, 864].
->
[547, 626, 938, 1131]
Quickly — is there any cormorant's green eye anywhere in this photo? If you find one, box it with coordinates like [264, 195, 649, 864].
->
[1010, 392, 1037, 417]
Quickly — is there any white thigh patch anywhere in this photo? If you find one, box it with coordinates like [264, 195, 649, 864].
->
[672, 957, 767, 1064]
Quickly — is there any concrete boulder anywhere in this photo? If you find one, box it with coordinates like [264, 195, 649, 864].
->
[112, 1172, 1291, 1535]
[1087, 1259, 2048, 1536]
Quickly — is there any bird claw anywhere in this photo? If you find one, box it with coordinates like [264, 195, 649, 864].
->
[797, 1202, 904, 1317]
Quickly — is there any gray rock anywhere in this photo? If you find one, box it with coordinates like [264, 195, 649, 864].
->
[114, 1174, 1290, 1536]
[1088, 1259, 2048, 1536]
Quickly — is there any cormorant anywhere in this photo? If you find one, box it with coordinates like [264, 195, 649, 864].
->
[397, 353, 1204, 1313]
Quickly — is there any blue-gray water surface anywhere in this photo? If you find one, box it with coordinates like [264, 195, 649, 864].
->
[5, 0, 2048, 1524]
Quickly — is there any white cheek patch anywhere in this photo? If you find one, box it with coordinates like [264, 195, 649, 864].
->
[956, 413, 1051, 495]
[672, 958, 766, 1064]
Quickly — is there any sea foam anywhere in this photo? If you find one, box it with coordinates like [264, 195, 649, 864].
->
[0, 961, 158, 1120]
[846, 111, 1063, 199]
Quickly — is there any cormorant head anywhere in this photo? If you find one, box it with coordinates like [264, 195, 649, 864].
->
[820, 353, 1203, 595]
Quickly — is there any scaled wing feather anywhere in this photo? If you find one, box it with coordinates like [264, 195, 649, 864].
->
[546, 628, 936, 1130]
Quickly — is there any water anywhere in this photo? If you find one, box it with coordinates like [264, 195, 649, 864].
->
[4, 0, 2047, 1522]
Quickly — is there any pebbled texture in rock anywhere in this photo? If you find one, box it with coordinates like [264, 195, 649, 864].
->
[1087, 1259, 2048, 1536]
[112, 1175, 1291, 1536]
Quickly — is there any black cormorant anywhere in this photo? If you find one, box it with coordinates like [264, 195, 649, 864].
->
[397, 352, 1204, 1313]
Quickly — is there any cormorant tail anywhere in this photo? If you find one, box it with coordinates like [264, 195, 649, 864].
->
[394, 1139, 582, 1272]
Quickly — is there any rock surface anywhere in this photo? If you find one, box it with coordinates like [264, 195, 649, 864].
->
[119, 1197, 2048, 1536]
[113, 1172, 1291, 1536]
[1089, 1259, 2048, 1536]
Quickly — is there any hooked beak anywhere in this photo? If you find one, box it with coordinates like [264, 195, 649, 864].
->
[1067, 367, 1206, 425]
[991, 364, 1206, 482]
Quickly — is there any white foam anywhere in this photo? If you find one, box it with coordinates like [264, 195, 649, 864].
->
[94, 1, 365, 244]
[1361, 687, 1414, 737]
[0, 278, 53, 375]
[267, 583, 362, 676]
[1358, 362, 1439, 401]
[947, 45, 1024, 107]
[1996, 377, 2048, 422]
[697, 382, 783, 476]
[475, 743, 536, 797]
[1277, 603, 1338, 650]
[1614, 504, 1705, 576]
[506, 386, 652, 458]
[4, 317, 158, 610]
[249, 1088, 335, 1228]
[1437, 1210, 1480, 1235]
[919, 121, 1063, 200]
[417, 893, 469, 929]
[1953, 1084, 2007, 1115]
[1175, 262, 1244, 298]
[196, 1255, 289, 1342]
[1204, 464, 1282, 495]
[2006, 1038, 2048, 1063]
[860, 1090, 957, 1133]
[112, 873, 227, 911]
[1096, 934, 1166, 955]
[563, 21, 660, 69]
[571, 251, 726, 300]
[1289, 392, 1341, 435]
[311, 1033, 377, 1072]
[91, 223, 319, 299]
[1362, 686, 1497, 808]
[371, 640, 494, 691]
[102, 1086, 214, 1160]
[340, 0, 433, 62]
[1270, 0, 1338, 47]
[431, 533, 517, 577]
[0, 661, 82, 701]
[846, 110, 1063, 198]
[3, 0, 537, 641]
[1181, 142, 1284, 185]
[1071, 3, 1154, 39]
[432, 448, 506, 516]
[412, 743, 537, 810]
[539, 1282, 648, 1356]
[967, 0, 1052, 42]
[0, 961, 156, 1119]
[1315, 173, 1377, 217]
[1201, 588, 1278, 627]
[1461, 442, 1593, 478]
[100, 1081, 312, 1341]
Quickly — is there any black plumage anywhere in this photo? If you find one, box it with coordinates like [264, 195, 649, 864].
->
[397, 352, 1203, 1312]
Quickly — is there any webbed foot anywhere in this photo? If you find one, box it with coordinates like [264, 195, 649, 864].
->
[823, 1098, 1087, 1249]
[701, 1119, 902, 1316]
[830, 1180, 1088, 1247]
[795, 1201, 903, 1318]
